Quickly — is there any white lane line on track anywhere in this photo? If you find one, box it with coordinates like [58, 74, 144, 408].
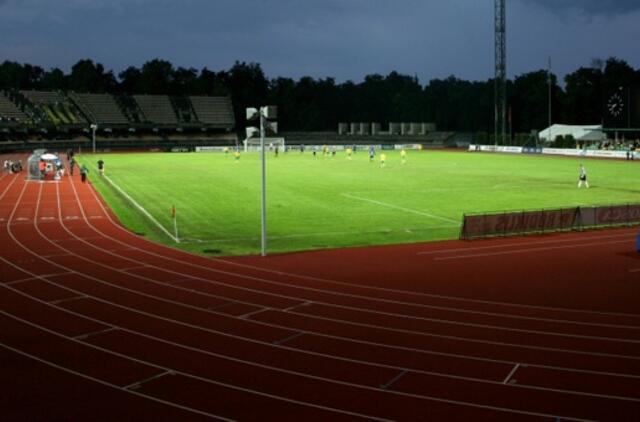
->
[434, 239, 631, 261]
[503, 364, 521, 384]
[630, 268, 640, 273]
[238, 308, 271, 320]
[283, 301, 312, 312]
[342, 193, 460, 224]
[273, 332, 305, 346]
[380, 369, 408, 390]
[84, 177, 640, 322]
[124, 370, 174, 390]
[49, 295, 88, 305]
[74, 327, 118, 340]
[0, 340, 232, 421]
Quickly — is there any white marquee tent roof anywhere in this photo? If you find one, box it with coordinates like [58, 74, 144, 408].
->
[539, 124, 605, 143]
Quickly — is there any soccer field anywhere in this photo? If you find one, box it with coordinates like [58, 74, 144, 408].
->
[77, 149, 640, 256]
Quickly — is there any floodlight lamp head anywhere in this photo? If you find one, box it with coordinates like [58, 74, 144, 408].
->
[264, 121, 278, 135]
[90, 124, 98, 130]
[261, 106, 277, 120]
[246, 127, 260, 139]
[246, 108, 259, 121]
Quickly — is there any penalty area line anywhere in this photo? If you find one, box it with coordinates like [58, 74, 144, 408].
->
[342, 193, 459, 225]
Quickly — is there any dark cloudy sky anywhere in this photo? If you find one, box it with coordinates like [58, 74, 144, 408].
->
[1, 0, 638, 83]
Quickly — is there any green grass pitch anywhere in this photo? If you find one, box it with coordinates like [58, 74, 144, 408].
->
[77, 149, 640, 256]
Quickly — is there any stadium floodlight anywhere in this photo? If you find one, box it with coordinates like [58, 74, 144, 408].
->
[90, 123, 98, 154]
[246, 107, 260, 121]
[261, 106, 277, 120]
[246, 127, 260, 139]
[246, 105, 278, 257]
[264, 121, 278, 135]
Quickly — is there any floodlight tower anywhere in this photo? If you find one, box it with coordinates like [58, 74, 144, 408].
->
[494, 0, 507, 146]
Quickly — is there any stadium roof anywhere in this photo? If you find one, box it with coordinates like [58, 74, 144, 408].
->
[539, 124, 605, 143]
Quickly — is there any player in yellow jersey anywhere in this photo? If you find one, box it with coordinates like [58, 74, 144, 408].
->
[234, 150, 240, 162]
[380, 153, 387, 167]
[400, 148, 407, 165]
[346, 147, 353, 160]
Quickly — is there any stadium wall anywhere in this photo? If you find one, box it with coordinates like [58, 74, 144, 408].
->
[460, 204, 640, 240]
[468, 144, 636, 160]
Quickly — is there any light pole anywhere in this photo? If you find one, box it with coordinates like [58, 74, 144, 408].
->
[90, 123, 98, 154]
[246, 106, 278, 257]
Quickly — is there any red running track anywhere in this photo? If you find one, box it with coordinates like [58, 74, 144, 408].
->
[1, 153, 639, 421]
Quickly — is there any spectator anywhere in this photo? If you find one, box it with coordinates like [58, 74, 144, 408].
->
[38, 159, 46, 180]
[69, 157, 76, 175]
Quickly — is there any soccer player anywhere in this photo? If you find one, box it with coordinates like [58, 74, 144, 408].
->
[380, 153, 387, 168]
[369, 145, 375, 162]
[400, 148, 407, 165]
[346, 147, 353, 160]
[234, 149, 241, 162]
[578, 164, 589, 188]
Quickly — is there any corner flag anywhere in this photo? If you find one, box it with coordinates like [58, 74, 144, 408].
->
[171, 205, 179, 243]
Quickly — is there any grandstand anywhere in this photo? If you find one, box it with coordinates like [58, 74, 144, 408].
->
[0, 92, 28, 122]
[71, 93, 130, 125]
[20, 90, 87, 126]
[133, 95, 179, 125]
[189, 96, 235, 127]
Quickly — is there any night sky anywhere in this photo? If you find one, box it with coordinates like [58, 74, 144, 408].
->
[1, 0, 638, 83]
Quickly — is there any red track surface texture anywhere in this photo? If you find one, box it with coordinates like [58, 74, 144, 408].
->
[1, 153, 640, 421]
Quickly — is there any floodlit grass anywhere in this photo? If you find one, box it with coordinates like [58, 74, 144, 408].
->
[77, 149, 640, 256]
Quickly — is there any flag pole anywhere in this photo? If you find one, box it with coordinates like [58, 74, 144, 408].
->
[172, 205, 180, 243]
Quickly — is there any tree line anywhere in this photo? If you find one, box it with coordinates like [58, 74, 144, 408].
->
[1, 57, 638, 134]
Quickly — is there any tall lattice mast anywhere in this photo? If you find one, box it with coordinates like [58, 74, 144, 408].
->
[494, 0, 507, 145]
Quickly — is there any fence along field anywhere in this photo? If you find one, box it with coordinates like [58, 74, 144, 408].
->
[78, 150, 640, 256]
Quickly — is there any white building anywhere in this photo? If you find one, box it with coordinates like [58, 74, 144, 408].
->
[539, 124, 605, 143]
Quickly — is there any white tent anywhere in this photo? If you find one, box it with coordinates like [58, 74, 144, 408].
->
[539, 124, 605, 143]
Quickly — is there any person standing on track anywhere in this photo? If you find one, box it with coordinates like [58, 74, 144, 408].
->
[69, 157, 76, 175]
[578, 164, 589, 188]
[80, 165, 89, 183]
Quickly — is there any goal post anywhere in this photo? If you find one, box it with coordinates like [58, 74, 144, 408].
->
[243, 137, 286, 152]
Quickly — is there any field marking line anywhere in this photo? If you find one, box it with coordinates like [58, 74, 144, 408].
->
[341, 193, 460, 224]
[99, 172, 179, 243]
[418, 232, 633, 256]
[434, 239, 631, 261]
[630, 269, 640, 273]
[503, 364, 520, 384]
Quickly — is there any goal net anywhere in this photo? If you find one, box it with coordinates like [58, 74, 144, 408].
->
[243, 137, 286, 153]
